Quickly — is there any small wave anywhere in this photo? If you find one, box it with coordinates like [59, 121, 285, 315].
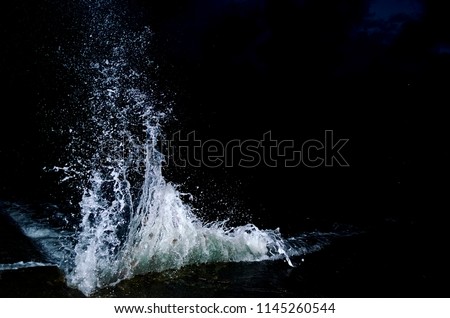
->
[0, 261, 56, 271]
[2, 201, 76, 268]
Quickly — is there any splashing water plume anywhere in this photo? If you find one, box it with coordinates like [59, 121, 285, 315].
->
[49, 0, 298, 296]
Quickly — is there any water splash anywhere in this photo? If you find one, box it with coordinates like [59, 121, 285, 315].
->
[48, 0, 299, 296]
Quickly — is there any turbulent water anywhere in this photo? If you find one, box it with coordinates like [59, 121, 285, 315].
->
[1, 200, 347, 296]
[1, 0, 349, 296]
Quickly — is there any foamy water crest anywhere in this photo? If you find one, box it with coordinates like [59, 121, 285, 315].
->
[43, 0, 307, 296]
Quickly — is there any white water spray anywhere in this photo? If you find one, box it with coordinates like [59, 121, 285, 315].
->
[49, 0, 300, 296]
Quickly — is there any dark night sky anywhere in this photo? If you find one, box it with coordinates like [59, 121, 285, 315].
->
[0, 0, 448, 231]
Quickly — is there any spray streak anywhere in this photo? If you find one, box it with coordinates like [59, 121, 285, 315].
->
[53, 0, 300, 296]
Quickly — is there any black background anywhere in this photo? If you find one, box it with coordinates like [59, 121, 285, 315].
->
[1, 0, 448, 234]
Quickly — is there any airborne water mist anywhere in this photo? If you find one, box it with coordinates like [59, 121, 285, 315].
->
[52, 0, 298, 296]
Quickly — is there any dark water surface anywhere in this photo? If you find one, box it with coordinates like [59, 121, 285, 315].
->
[1, 200, 448, 297]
